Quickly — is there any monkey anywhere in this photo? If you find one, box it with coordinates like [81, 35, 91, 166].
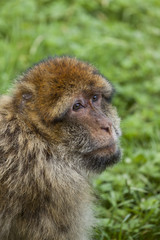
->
[0, 56, 121, 240]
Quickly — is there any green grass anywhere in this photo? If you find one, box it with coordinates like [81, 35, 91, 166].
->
[0, 0, 160, 239]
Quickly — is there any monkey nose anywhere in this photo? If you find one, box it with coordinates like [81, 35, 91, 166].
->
[101, 122, 112, 135]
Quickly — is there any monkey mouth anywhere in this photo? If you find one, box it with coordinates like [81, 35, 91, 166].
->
[91, 142, 117, 156]
[82, 143, 121, 173]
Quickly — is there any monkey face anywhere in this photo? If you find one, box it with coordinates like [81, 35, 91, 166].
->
[14, 57, 121, 173]
[61, 91, 121, 173]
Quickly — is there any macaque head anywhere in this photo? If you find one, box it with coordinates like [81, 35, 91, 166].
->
[14, 57, 121, 173]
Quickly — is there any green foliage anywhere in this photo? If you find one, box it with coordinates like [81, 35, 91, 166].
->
[0, 0, 160, 239]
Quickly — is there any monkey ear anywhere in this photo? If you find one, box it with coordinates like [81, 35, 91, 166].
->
[22, 93, 32, 100]
[18, 92, 33, 112]
[13, 81, 36, 112]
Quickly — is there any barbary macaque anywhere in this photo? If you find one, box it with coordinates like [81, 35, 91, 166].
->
[0, 57, 121, 240]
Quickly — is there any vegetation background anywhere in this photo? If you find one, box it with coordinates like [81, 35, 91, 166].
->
[0, 0, 160, 239]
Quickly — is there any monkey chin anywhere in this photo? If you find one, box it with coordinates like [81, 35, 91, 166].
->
[82, 144, 121, 173]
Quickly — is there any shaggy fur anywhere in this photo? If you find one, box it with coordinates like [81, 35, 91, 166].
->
[0, 57, 121, 240]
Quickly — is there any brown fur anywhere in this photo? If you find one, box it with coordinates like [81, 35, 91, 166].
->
[0, 57, 121, 240]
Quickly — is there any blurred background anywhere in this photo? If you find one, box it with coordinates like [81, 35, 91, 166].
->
[0, 0, 160, 239]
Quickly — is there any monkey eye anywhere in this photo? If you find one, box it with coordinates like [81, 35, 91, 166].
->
[104, 95, 112, 103]
[92, 94, 99, 103]
[72, 102, 83, 111]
